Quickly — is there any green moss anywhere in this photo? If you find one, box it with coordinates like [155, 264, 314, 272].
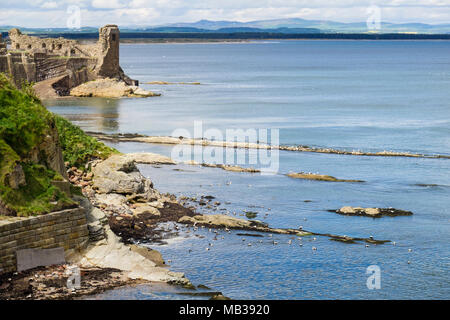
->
[54, 115, 119, 169]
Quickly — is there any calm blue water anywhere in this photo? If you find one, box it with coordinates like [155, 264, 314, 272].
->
[46, 41, 450, 299]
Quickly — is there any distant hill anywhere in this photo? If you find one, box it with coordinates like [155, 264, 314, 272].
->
[1, 18, 450, 38]
[162, 18, 450, 34]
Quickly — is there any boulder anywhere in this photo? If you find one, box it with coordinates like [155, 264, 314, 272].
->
[131, 204, 161, 217]
[92, 155, 153, 195]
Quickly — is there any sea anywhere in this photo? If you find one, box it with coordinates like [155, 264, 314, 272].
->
[46, 40, 450, 299]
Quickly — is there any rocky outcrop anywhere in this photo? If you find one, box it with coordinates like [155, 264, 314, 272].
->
[125, 152, 176, 165]
[178, 214, 311, 236]
[287, 172, 364, 182]
[334, 206, 413, 217]
[92, 154, 156, 197]
[6, 164, 26, 189]
[70, 78, 160, 98]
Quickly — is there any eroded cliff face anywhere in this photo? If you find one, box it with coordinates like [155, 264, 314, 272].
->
[0, 75, 73, 216]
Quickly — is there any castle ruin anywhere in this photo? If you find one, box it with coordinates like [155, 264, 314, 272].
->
[0, 25, 137, 95]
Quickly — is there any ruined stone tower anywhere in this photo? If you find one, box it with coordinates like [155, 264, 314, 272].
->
[96, 25, 120, 78]
[0, 24, 137, 92]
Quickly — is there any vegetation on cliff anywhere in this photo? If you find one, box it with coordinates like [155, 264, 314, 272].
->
[0, 74, 71, 215]
[54, 115, 118, 168]
[0, 74, 117, 216]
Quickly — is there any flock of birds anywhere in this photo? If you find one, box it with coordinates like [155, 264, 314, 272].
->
[169, 222, 413, 264]
[163, 188, 414, 266]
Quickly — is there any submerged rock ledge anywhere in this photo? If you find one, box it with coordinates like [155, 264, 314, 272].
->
[87, 132, 450, 159]
[287, 172, 364, 182]
[333, 206, 413, 218]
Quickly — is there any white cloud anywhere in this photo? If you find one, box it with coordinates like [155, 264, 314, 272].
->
[1, 1, 450, 27]
[91, 0, 125, 9]
[40, 2, 58, 9]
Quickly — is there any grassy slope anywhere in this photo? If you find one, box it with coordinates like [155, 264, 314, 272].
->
[0, 74, 117, 216]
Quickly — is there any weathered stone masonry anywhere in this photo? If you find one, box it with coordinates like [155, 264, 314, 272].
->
[0, 25, 137, 92]
[0, 207, 88, 274]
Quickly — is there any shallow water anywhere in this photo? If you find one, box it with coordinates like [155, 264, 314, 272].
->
[46, 40, 450, 299]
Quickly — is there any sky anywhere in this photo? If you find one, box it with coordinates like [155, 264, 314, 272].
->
[1, 0, 450, 28]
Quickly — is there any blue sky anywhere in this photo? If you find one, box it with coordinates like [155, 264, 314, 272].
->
[1, 0, 450, 28]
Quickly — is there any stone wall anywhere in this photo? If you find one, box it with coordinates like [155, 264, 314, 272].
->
[0, 207, 88, 274]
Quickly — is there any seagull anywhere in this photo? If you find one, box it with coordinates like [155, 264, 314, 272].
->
[365, 244, 370, 248]
[408, 249, 412, 252]
[369, 236, 374, 240]
[313, 237, 317, 241]
[248, 243, 252, 246]
[206, 247, 210, 251]
[312, 247, 317, 251]
[298, 226, 303, 230]
[288, 240, 292, 245]
[392, 241, 396, 246]
[273, 241, 278, 245]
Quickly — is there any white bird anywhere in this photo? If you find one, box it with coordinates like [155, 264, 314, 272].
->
[288, 240, 292, 245]
[206, 247, 210, 251]
[312, 247, 317, 251]
[408, 249, 412, 252]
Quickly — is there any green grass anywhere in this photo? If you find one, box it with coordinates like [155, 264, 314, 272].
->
[0, 163, 74, 216]
[54, 115, 118, 168]
[0, 73, 118, 216]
